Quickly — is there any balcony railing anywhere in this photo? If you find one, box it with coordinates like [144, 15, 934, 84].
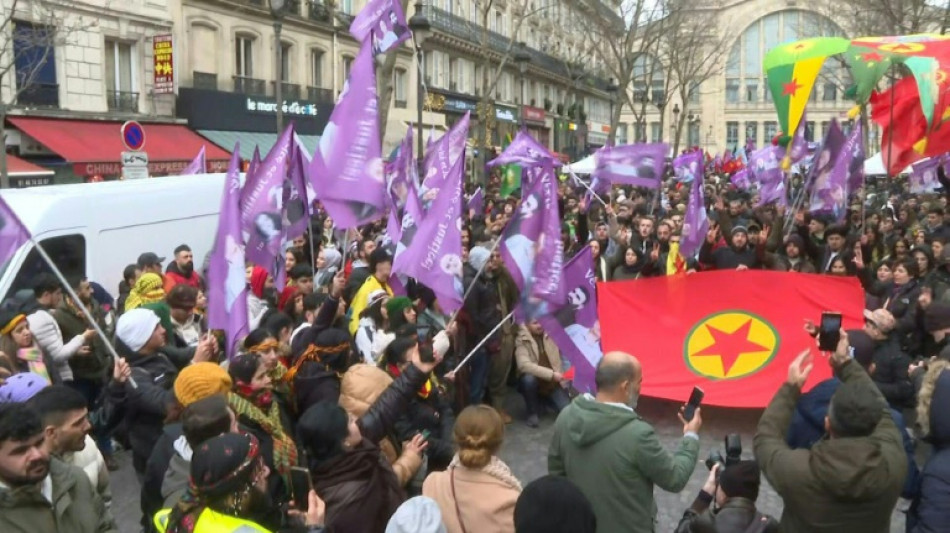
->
[16, 82, 59, 108]
[193, 71, 218, 90]
[106, 90, 139, 113]
[307, 86, 333, 103]
[233, 76, 266, 96]
[394, 99, 407, 109]
[272, 81, 301, 100]
[309, 1, 333, 21]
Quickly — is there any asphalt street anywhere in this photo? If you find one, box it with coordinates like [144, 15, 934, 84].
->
[111, 393, 907, 532]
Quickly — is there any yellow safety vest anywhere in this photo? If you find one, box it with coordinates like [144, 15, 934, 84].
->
[154, 508, 271, 533]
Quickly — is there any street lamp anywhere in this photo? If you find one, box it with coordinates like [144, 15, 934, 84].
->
[514, 42, 531, 127]
[408, 1, 431, 168]
[671, 102, 680, 148]
[606, 78, 618, 143]
[271, 0, 288, 133]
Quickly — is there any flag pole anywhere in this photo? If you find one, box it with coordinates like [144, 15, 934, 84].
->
[451, 310, 515, 373]
[568, 170, 608, 207]
[30, 239, 136, 388]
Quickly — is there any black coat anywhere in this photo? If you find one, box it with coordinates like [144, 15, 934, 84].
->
[908, 368, 950, 532]
[872, 336, 915, 409]
[675, 496, 779, 533]
[462, 264, 501, 344]
[141, 423, 183, 532]
[391, 385, 455, 472]
[699, 241, 760, 270]
[119, 340, 178, 474]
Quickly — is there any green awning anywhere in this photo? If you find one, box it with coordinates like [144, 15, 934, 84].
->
[197, 130, 320, 160]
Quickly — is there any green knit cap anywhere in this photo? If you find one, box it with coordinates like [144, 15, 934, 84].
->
[385, 296, 414, 317]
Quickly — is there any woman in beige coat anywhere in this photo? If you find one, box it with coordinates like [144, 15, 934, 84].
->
[422, 405, 522, 533]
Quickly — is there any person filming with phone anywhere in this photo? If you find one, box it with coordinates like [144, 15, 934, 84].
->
[754, 326, 907, 533]
[548, 351, 702, 533]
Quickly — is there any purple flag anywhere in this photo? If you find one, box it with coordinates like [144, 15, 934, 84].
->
[911, 158, 941, 194]
[386, 127, 418, 245]
[421, 113, 469, 210]
[844, 121, 865, 192]
[745, 137, 756, 154]
[538, 246, 601, 394]
[241, 125, 294, 277]
[467, 187, 484, 216]
[282, 142, 312, 240]
[391, 152, 465, 312]
[787, 113, 809, 164]
[350, 0, 410, 56]
[679, 168, 708, 259]
[500, 165, 565, 319]
[750, 146, 787, 207]
[0, 193, 31, 266]
[808, 119, 846, 217]
[672, 150, 703, 183]
[207, 145, 249, 357]
[593, 143, 667, 189]
[731, 168, 751, 190]
[179, 146, 206, 175]
[248, 146, 261, 179]
[308, 43, 387, 228]
[486, 129, 560, 169]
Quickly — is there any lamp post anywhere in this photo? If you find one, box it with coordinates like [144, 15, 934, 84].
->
[271, 0, 287, 133]
[606, 78, 618, 144]
[408, 1, 431, 169]
[671, 102, 680, 150]
[514, 42, 530, 128]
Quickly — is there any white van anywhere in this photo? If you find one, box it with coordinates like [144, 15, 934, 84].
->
[0, 174, 228, 303]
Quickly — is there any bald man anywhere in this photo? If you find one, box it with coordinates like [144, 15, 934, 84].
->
[549, 352, 702, 533]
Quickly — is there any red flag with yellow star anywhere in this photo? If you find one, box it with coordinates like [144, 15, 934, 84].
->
[598, 270, 863, 408]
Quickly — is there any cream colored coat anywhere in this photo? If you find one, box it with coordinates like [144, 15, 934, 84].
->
[514, 326, 563, 381]
[422, 458, 521, 533]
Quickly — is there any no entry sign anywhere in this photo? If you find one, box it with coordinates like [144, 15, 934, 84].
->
[121, 121, 146, 151]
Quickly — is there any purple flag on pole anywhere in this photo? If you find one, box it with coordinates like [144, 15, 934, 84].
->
[248, 146, 261, 179]
[0, 192, 31, 266]
[308, 43, 387, 228]
[808, 119, 846, 217]
[207, 145, 249, 357]
[787, 113, 809, 164]
[391, 152, 465, 312]
[911, 158, 941, 194]
[679, 169, 708, 259]
[500, 165, 565, 319]
[467, 187, 484, 216]
[241, 125, 294, 277]
[386, 127, 414, 243]
[672, 150, 703, 183]
[731, 168, 751, 190]
[421, 113, 469, 210]
[179, 146, 206, 175]
[282, 142, 312, 240]
[486, 129, 560, 169]
[745, 137, 756, 154]
[538, 246, 601, 394]
[350, 0, 410, 56]
[593, 143, 667, 189]
[750, 146, 787, 207]
[844, 121, 865, 192]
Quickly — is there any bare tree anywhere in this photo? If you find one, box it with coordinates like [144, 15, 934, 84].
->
[660, 3, 730, 154]
[0, 0, 97, 188]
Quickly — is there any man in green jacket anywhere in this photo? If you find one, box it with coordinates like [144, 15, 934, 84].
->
[754, 330, 907, 533]
[0, 402, 117, 533]
[548, 351, 702, 533]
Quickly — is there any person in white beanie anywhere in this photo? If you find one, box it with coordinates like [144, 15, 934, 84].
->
[115, 308, 179, 479]
[386, 496, 448, 533]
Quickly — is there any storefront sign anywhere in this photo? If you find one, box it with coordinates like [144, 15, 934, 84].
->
[246, 98, 320, 117]
[11, 175, 52, 188]
[588, 131, 609, 146]
[522, 106, 546, 124]
[153, 34, 174, 94]
[443, 97, 478, 114]
[495, 105, 519, 123]
[75, 159, 229, 177]
[178, 88, 333, 135]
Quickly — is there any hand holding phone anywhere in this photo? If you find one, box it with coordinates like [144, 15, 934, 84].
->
[683, 386, 704, 422]
[817, 312, 842, 352]
[289, 467, 313, 511]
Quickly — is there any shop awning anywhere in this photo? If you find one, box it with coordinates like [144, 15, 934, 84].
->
[7, 154, 53, 177]
[199, 130, 320, 161]
[7, 117, 232, 176]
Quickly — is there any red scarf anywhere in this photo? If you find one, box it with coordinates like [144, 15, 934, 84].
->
[387, 364, 432, 399]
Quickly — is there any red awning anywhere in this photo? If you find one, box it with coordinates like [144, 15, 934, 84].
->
[7, 117, 232, 176]
[7, 154, 53, 176]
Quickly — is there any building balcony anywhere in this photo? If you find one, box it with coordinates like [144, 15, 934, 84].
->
[106, 91, 139, 113]
[16, 82, 59, 108]
[193, 71, 218, 90]
[394, 99, 407, 109]
[271, 81, 301, 100]
[307, 86, 333, 103]
[233, 76, 266, 96]
[308, 0, 333, 21]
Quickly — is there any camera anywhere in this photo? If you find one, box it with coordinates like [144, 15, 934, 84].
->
[705, 434, 742, 471]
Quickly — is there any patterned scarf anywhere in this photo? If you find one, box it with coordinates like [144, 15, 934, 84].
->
[17, 347, 49, 383]
[387, 364, 434, 399]
[125, 273, 165, 312]
[448, 454, 522, 491]
[227, 392, 298, 487]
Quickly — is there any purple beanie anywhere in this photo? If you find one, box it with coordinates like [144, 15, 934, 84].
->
[0, 372, 50, 402]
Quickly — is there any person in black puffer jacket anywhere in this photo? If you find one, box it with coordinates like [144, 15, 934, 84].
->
[699, 225, 763, 270]
[908, 360, 950, 532]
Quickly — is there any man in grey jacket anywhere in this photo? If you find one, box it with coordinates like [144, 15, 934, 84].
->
[25, 274, 95, 383]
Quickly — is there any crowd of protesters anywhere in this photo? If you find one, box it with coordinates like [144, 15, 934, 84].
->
[0, 161, 949, 533]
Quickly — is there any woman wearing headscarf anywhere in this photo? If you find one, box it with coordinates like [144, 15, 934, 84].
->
[0, 310, 59, 384]
[247, 266, 273, 330]
[314, 247, 343, 292]
[154, 433, 325, 533]
[125, 272, 166, 312]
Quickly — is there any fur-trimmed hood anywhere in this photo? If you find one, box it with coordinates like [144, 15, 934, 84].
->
[917, 360, 950, 447]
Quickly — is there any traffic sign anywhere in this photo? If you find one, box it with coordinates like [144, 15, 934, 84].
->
[121, 121, 146, 151]
[122, 166, 149, 180]
[121, 151, 149, 166]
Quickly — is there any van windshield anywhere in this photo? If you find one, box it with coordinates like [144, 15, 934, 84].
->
[3, 235, 86, 302]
